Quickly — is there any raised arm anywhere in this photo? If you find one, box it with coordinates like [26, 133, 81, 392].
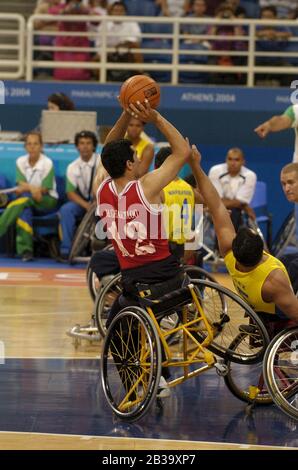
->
[188, 145, 235, 257]
[103, 109, 131, 145]
[129, 101, 189, 201]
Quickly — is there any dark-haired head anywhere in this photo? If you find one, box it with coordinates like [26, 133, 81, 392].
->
[47, 93, 75, 111]
[155, 146, 172, 169]
[101, 139, 135, 179]
[232, 227, 264, 267]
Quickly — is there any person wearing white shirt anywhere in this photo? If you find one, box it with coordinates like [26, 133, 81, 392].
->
[208, 147, 257, 230]
[59, 130, 100, 259]
[0, 132, 58, 261]
[95, 1, 143, 65]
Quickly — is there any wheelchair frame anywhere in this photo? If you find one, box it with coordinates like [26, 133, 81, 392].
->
[101, 280, 269, 421]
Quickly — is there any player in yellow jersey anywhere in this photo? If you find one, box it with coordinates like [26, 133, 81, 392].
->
[126, 117, 154, 176]
[155, 146, 196, 260]
[188, 144, 298, 325]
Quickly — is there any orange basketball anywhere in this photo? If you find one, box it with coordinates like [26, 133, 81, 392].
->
[119, 75, 160, 110]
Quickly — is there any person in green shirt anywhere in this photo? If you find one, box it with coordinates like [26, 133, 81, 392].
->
[0, 132, 58, 261]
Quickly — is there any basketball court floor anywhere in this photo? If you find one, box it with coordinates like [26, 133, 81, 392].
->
[0, 259, 297, 450]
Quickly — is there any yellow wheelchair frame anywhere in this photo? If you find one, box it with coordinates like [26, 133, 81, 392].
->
[101, 280, 269, 421]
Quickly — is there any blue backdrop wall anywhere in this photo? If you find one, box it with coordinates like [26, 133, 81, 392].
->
[0, 81, 296, 235]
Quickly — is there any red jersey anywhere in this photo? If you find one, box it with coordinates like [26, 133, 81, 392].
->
[97, 178, 170, 270]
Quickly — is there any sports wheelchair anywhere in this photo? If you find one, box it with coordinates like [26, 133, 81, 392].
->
[101, 278, 269, 421]
[263, 325, 298, 420]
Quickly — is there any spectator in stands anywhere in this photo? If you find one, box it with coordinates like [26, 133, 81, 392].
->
[182, 0, 210, 41]
[33, 0, 61, 78]
[255, 5, 292, 83]
[279, 162, 298, 293]
[208, 147, 257, 230]
[258, 0, 297, 19]
[95, 1, 143, 65]
[49, 0, 92, 81]
[59, 131, 100, 260]
[208, 2, 247, 84]
[225, 0, 247, 17]
[156, 0, 191, 17]
[0, 132, 58, 262]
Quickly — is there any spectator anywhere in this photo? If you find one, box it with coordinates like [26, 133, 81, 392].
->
[258, 0, 297, 19]
[49, 0, 92, 81]
[182, 0, 210, 41]
[156, 0, 191, 17]
[59, 130, 100, 260]
[256, 6, 292, 84]
[47, 92, 75, 111]
[0, 132, 58, 261]
[95, 1, 143, 63]
[208, 2, 247, 84]
[208, 147, 257, 230]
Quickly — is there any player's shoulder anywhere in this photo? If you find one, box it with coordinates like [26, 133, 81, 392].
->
[208, 163, 227, 177]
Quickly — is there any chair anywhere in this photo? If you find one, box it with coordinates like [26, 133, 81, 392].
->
[250, 181, 272, 249]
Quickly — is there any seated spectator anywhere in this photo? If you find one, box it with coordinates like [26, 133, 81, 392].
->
[156, 0, 191, 17]
[95, 1, 143, 64]
[208, 147, 257, 231]
[256, 5, 292, 83]
[258, 0, 297, 19]
[256, 6, 292, 56]
[0, 132, 58, 261]
[59, 131, 100, 260]
[208, 2, 247, 84]
[181, 0, 210, 43]
[49, 0, 92, 81]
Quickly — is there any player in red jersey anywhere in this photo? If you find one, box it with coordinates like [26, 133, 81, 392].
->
[97, 100, 190, 322]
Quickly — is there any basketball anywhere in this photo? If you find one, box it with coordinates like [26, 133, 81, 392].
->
[119, 75, 160, 110]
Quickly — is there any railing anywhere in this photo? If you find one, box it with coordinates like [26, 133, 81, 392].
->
[4, 14, 298, 85]
[0, 13, 25, 79]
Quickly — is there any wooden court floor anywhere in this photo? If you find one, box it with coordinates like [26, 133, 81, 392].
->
[0, 267, 297, 451]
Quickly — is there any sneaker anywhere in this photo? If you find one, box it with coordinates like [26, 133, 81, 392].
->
[22, 251, 33, 262]
[156, 375, 171, 398]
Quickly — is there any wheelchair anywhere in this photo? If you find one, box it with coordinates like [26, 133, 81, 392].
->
[101, 279, 269, 421]
[263, 325, 298, 420]
[222, 313, 297, 408]
[271, 211, 295, 259]
[94, 265, 219, 339]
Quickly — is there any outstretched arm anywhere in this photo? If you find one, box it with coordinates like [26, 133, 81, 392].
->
[254, 114, 292, 138]
[188, 145, 235, 257]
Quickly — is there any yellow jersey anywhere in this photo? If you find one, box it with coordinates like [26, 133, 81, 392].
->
[163, 178, 194, 245]
[133, 137, 150, 160]
[224, 250, 290, 314]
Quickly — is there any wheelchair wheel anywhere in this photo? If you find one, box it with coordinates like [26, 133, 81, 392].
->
[86, 259, 98, 302]
[95, 273, 122, 337]
[184, 265, 217, 284]
[224, 332, 272, 404]
[263, 326, 298, 420]
[101, 306, 162, 421]
[271, 211, 295, 258]
[192, 279, 269, 364]
[69, 202, 97, 263]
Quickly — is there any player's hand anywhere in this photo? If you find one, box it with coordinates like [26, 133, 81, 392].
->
[254, 122, 271, 138]
[30, 186, 43, 202]
[127, 100, 158, 123]
[188, 143, 202, 165]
